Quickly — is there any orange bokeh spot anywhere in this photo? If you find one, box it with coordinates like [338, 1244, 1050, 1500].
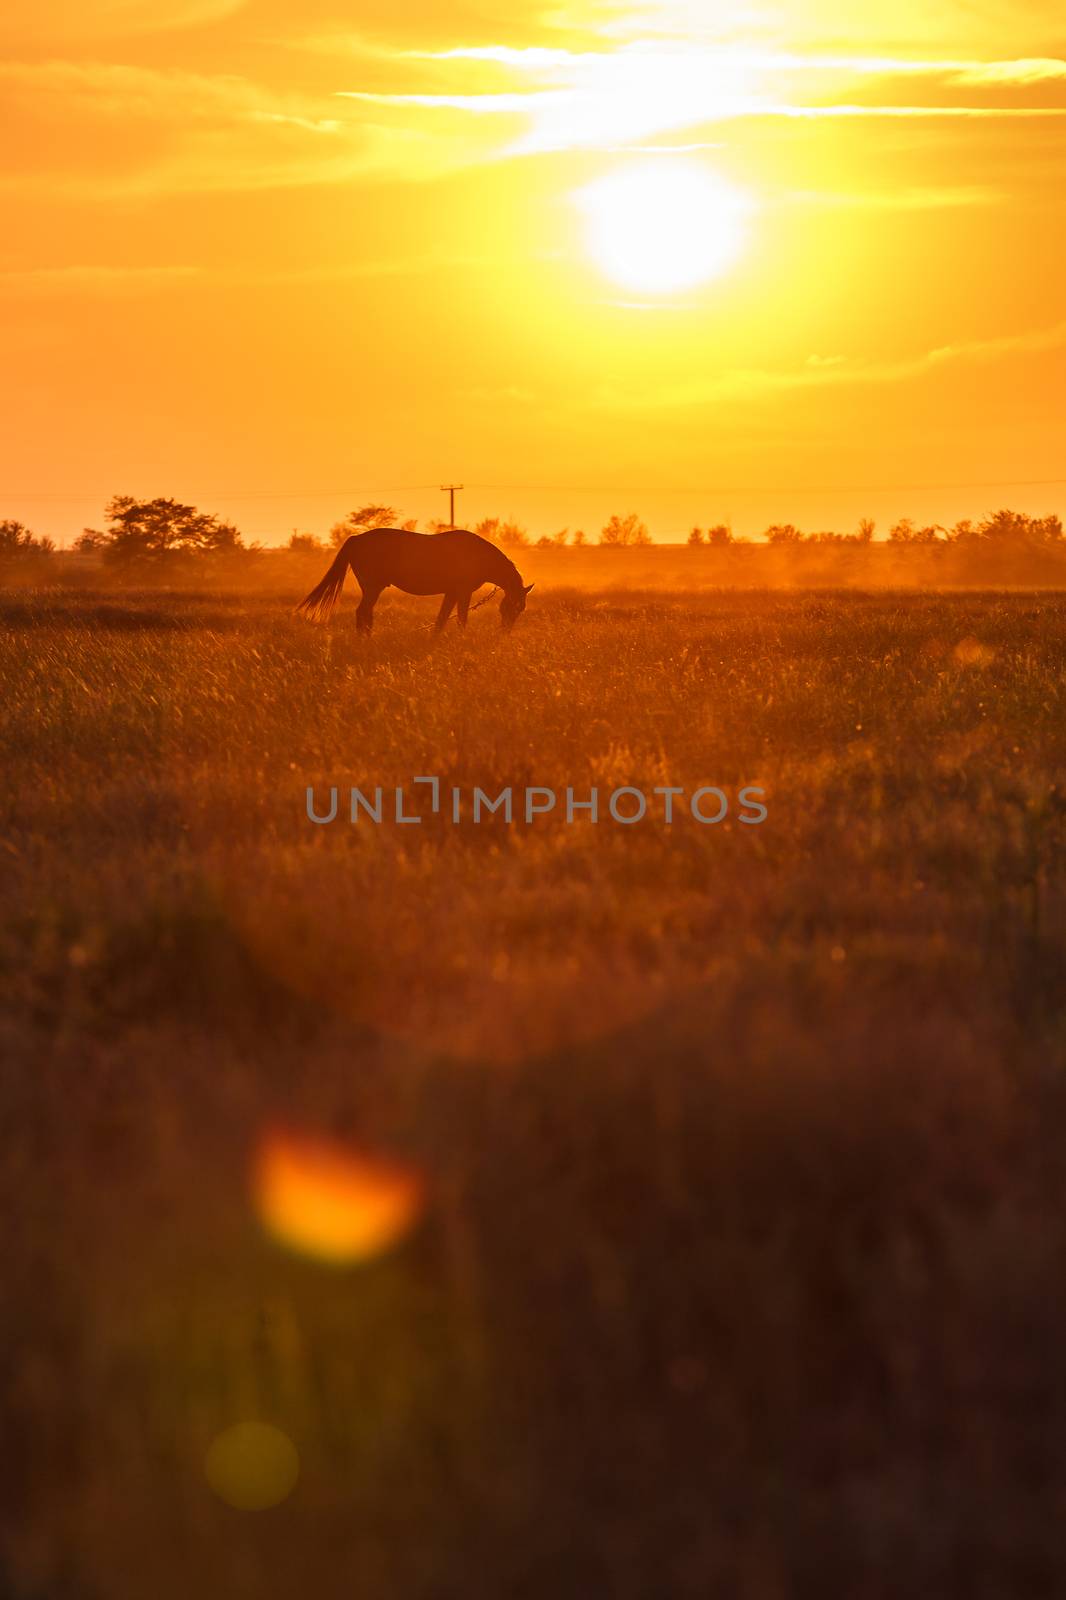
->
[253, 1129, 424, 1265]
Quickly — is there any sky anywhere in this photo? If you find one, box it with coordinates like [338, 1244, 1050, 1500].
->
[2, 0, 1064, 544]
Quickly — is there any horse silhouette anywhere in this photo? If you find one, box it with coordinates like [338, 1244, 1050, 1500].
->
[297, 528, 534, 634]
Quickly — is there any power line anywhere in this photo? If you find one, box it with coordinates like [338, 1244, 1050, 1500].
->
[5, 475, 1066, 502]
[0, 485, 446, 502]
[447, 476, 1066, 497]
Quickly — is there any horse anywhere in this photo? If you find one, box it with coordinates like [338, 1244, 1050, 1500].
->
[296, 527, 534, 634]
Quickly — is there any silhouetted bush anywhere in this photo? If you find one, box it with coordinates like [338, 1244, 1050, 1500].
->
[0, 519, 54, 568]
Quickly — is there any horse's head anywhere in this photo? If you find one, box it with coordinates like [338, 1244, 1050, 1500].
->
[501, 583, 534, 631]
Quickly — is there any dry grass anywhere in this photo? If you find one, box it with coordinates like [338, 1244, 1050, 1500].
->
[2, 584, 1065, 1599]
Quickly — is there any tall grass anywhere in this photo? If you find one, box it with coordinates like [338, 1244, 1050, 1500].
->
[2, 586, 1065, 1599]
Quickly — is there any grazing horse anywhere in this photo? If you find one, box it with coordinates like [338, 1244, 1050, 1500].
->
[297, 528, 534, 634]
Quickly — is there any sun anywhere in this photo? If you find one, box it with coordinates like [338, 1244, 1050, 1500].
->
[575, 162, 754, 296]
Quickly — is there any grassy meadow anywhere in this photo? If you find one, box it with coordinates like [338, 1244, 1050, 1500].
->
[3, 581, 1066, 1599]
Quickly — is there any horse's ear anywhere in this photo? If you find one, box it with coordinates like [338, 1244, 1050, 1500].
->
[524, 583, 534, 594]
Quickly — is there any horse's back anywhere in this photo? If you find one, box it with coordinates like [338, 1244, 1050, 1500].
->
[351, 527, 499, 594]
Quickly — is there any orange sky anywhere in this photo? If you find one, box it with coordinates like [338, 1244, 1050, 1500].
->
[2, 0, 1064, 544]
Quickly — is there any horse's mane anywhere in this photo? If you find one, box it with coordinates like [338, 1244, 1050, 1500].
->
[488, 545, 522, 590]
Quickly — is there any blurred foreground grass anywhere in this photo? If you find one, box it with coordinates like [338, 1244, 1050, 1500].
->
[1, 586, 1065, 1599]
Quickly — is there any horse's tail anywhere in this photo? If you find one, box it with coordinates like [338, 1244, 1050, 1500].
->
[296, 538, 356, 622]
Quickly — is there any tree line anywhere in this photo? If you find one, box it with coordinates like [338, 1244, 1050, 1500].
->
[303, 506, 653, 550]
[757, 511, 1063, 546]
[1, 497, 1062, 570]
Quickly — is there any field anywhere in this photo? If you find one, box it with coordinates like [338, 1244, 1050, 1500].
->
[3, 582, 1066, 1599]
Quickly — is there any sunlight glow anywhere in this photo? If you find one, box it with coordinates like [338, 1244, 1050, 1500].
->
[253, 1128, 424, 1265]
[575, 163, 754, 294]
[205, 1423, 300, 1511]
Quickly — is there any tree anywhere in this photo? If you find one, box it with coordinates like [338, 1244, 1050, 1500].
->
[0, 520, 54, 561]
[200, 519, 243, 555]
[535, 535, 553, 549]
[856, 518, 876, 542]
[329, 505, 415, 547]
[765, 523, 804, 544]
[889, 518, 940, 544]
[955, 509, 1063, 545]
[92, 496, 243, 564]
[475, 517, 530, 549]
[601, 513, 651, 547]
[552, 528, 570, 547]
[572, 529, 587, 547]
[688, 527, 705, 547]
[288, 532, 326, 554]
[706, 524, 733, 547]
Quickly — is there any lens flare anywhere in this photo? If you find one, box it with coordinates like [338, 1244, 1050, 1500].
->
[253, 1128, 424, 1265]
[204, 1422, 299, 1511]
[575, 162, 753, 295]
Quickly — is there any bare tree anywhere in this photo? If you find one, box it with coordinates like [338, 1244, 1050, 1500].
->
[0, 520, 54, 561]
[330, 506, 415, 547]
[889, 518, 940, 544]
[601, 513, 651, 547]
[475, 517, 530, 549]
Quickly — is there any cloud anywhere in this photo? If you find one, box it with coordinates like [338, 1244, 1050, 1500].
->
[334, 42, 1066, 155]
[0, 252, 539, 293]
[0, 60, 465, 197]
[761, 104, 1066, 119]
[591, 320, 1066, 410]
[590, 0, 1066, 52]
[341, 90, 536, 114]
[0, 265, 204, 291]
[0, 0, 245, 42]
[953, 57, 1066, 84]
[786, 185, 1002, 209]
[415, 43, 1066, 83]
[2, 25, 1064, 200]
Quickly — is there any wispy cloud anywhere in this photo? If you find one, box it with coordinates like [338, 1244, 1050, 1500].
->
[589, 0, 1066, 52]
[786, 184, 1002, 209]
[953, 57, 1066, 84]
[335, 42, 1066, 154]
[3, 30, 1064, 199]
[592, 320, 1066, 410]
[341, 91, 535, 114]
[414, 43, 1066, 84]
[0, 252, 545, 293]
[0, 265, 205, 291]
[0, 0, 246, 42]
[0, 60, 469, 197]
[762, 104, 1066, 118]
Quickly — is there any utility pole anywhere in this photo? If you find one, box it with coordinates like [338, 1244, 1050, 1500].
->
[440, 484, 464, 528]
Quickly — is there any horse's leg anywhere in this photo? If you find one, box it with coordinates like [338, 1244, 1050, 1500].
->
[355, 581, 382, 634]
[434, 594, 456, 633]
[455, 591, 472, 630]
